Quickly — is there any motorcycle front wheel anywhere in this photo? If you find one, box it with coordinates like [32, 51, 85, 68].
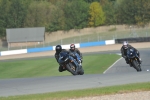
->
[132, 60, 142, 72]
[66, 63, 78, 75]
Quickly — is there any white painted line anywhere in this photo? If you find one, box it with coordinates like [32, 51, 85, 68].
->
[103, 57, 123, 74]
[116, 53, 121, 55]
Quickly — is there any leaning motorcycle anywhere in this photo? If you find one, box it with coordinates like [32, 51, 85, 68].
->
[127, 48, 142, 72]
[58, 51, 84, 75]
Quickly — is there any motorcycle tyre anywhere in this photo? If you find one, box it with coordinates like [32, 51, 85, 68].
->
[77, 66, 84, 75]
[132, 60, 142, 72]
[66, 63, 78, 75]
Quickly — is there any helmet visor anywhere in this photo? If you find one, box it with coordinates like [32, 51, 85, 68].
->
[123, 45, 128, 49]
[70, 47, 75, 51]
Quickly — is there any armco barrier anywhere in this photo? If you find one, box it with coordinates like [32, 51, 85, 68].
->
[105, 40, 115, 45]
[115, 37, 150, 44]
[1, 49, 27, 56]
[27, 46, 53, 53]
[0, 40, 115, 56]
[80, 41, 105, 48]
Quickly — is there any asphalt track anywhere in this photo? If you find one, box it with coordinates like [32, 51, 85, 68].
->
[0, 48, 150, 97]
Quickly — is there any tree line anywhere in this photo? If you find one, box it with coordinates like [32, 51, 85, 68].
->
[0, 0, 150, 38]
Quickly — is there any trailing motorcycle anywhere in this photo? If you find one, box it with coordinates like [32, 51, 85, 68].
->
[58, 51, 84, 75]
[127, 48, 142, 72]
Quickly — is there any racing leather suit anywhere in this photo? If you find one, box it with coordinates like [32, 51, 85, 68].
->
[55, 49, 68, 72]
[120, 44, 141, 64]
[69, 48, 83, 63]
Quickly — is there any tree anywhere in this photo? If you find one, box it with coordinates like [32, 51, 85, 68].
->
[88, 2, 105, 27]
[134, 0, 150, 26]
[25, 1, 52, 28]
[47, 0, 65, 32]
[7, 0, 29, 28]
[116, 0, 150, 26]
[63, 0, 89, 30]
[83, 0, 100, 3]
[101, 0, 116, 25]
[0, 0, 10, 38]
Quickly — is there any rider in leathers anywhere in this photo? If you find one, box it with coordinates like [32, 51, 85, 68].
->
[120, 41, 141, 66]
[55, 45, 68, 72]
[69, 44, 83, 65]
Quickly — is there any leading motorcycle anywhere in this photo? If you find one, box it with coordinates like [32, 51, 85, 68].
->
[127, 48, 142, 72]
[58, 51, 84, 75]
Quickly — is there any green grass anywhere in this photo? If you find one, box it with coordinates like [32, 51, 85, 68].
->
[0, 82, 150, 100]
[0, 54, 121, 79]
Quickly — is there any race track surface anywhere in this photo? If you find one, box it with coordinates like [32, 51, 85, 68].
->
[0, 48, 150, 97]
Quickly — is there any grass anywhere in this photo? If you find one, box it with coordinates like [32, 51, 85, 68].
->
[0, 54, 121, 79]
[0, 82, 150, 100]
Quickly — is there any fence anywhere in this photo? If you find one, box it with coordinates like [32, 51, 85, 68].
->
[0, 25, 150, 51]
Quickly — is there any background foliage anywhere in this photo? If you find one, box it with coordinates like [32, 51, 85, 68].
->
[0, 0, 150, 38]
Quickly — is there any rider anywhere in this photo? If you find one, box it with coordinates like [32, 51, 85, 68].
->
[55, 45, 68, 72]
[120, 41, 142, 65]
[69, 44, 83, 66]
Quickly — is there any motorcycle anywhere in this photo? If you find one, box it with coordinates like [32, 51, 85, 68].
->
[58, 51, 84, 75]
[127, 48, 142, 72]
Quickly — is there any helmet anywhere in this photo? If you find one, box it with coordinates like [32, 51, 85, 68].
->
[55, 45, 62, 53]
[70, 44, 75, 51]
[123, 41, 128, 49]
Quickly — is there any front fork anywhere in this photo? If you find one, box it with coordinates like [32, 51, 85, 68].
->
[129, 57, 140, 66]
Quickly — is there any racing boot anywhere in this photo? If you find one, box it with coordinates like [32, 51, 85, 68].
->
[126, 59, 129, 64]
[58, 65, 66, 72]
[125, 57, 129, 64]
[129, 63, 132, 67]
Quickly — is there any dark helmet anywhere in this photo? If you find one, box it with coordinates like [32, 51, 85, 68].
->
[70, 44, 75, 51]
[123, 41, 128, 49]
[55, 45, 62, 53]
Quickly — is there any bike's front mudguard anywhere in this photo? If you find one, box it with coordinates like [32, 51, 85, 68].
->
[129, 57, 141, 72]
[129, 57, 139, 65]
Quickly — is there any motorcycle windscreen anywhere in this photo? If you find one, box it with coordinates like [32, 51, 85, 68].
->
[127, 48, 135, 58]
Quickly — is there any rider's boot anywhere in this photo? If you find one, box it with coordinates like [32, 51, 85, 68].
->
[58, 65, 66, 72]
[129, 63, 132, 67]
[126, 60, 129, 64]
[125, 57, 129, 64]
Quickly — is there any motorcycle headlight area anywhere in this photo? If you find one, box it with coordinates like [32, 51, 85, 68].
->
[64, 58, 68, 61]
[130, 53, 133, 55]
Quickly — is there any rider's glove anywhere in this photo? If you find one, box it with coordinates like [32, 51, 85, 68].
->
[81, 59, 83, 63]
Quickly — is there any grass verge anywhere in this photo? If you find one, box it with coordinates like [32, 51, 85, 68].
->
[0, 54, 121, 79]
[0, 82, 150, 100]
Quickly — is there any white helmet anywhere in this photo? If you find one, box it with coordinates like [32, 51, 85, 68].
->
[123, 41, 128, 49]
